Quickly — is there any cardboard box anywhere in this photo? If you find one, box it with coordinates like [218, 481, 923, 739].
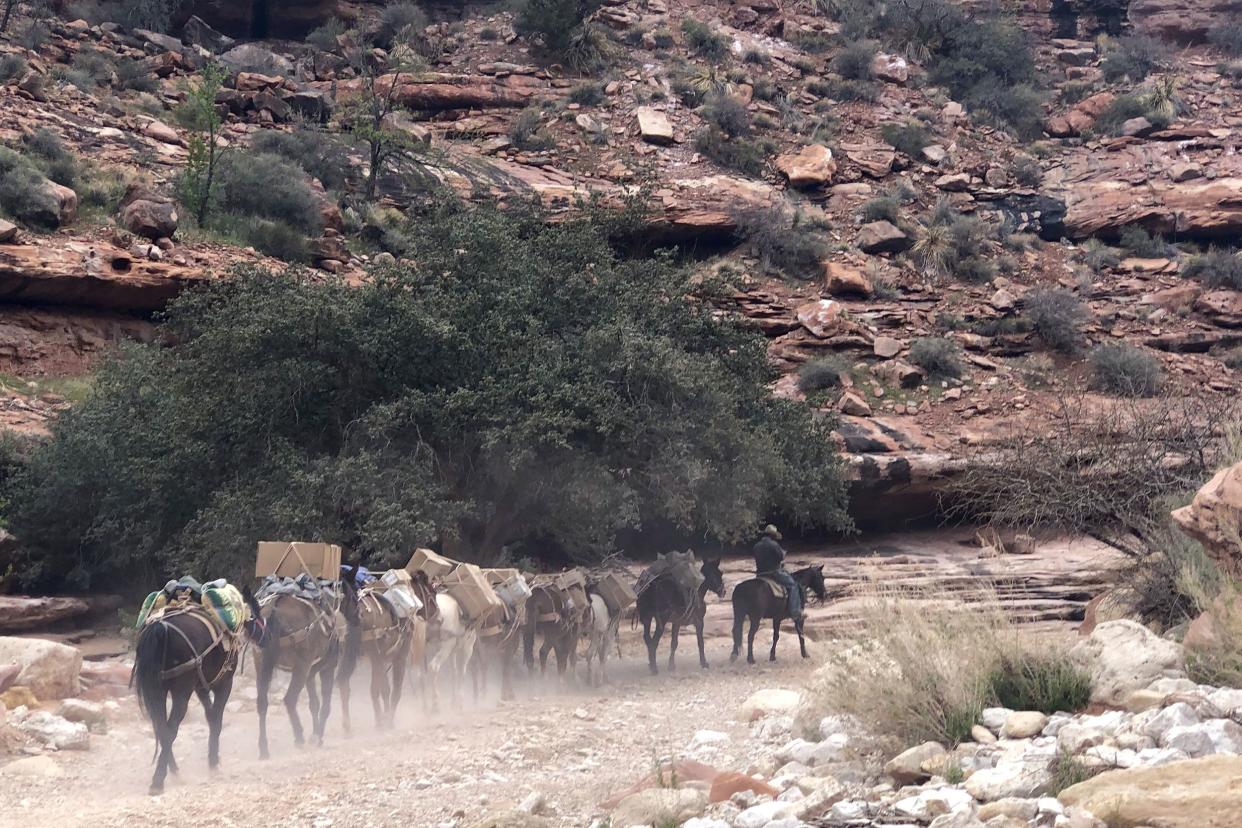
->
[255, 542, 342, 580]
[381, 568, 412, 589]
[405, 548, 457, 578]
[555, 569, 586, 593]
[594, 571, 637, 614]
[442, 563, 505, 620]
[482, 567, 520, 585]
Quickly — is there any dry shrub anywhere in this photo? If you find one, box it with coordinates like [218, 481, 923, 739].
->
[797, 584, 1013, 749]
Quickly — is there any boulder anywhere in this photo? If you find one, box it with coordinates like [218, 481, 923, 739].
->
[1059, 755, 1242, 826]
[14, 709, 90, 750]
[0, 219, 16, 244]
[34, 180, 78, 228]
[0, 755, 64, 778]
[873, 358, 923, 388]
[0, 663, 18, 693]
[824, 261, 873, 296]
[181, 15, 234, 52]
[735, 801, 795, 828]
[935, 173, 972, 192]
[872, 53, 909, 84]
[775, 144, 837, 188]
[0, 636, 81, 699]
[886, 741, 947, 784]
[965, 754, 1054, 801]
[467, 812, 550, 828]
[636, 107, 675, 145]
[1172, 462, 1242, 577]
[119, 185, 179, 241]
[1002, 711, 1049, 739]
[1164, 718, 1242, 757]
[219, 44, 295, 75]
[873, 336, 902, 358]
[142, 120, 182, 146]
[1129, 0, 1242, 44]
[58, 698, 107, 731]
[857, 220, 910, 253]
[1046, 91, 1116, 137]
[795, 299, 846, 338]
[334, 72, 542, 113]
[1069, 620, 1184, 705]
[708, 771, 780, 803]
[611, 788, 706, 826]
[0, 595, 91, 633]
[839, 392, 872, 416]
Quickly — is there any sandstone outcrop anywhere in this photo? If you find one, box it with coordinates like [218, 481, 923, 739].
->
[1129, 0, 1242, 44]
[333, 73, 546, 114]
[0, 244, 208, 312]
[1059, 755, 1242, 827]
[1172, 461, 1242, 577]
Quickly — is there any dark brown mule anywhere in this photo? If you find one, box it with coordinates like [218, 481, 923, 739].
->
[252, 585, 343, 758]
[636, 559, 725, 676]
[338, 583, 413, 731]
[131, 589, 261, 795]
[523, 582, 584, 681]
[729, 564, 828, 664]
[471, 602, 526, 701]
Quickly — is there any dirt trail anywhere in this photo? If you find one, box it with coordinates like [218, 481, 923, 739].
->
[0, 529, 1116, 827]
[1, 634, 816, 828]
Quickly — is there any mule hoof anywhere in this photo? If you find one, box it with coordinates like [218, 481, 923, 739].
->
[259, 749, 270, 761]
[746, 657, 756, 665]
[700, 662, 710, 670]
[148, 785, 164, 797]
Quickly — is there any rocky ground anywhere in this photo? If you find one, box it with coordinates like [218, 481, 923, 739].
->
[0, 0, 1239, 514]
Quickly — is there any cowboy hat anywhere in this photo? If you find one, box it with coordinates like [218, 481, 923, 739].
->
[762, 524, 782, 540]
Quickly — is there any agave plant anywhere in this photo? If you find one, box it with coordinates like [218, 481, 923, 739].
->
[1142, 76, 1183, 124]
[913, 217, 954, 278]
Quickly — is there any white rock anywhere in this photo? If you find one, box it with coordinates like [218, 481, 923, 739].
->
[734, 800, 795, 828]
[1133, 746, 1189, 766]
[1206, 687, 1242, 717]
[981, 708, 1012, 732]
[1070, 620, 1185, 706]
[689, 730, 731, 749]
[885, 741, 947, 783]
[1057, 724, 1106, 755]
[14, 710, 89, 750]
[1145, 702, 1200, 744]
[828, 799, 870, 820]
[0, 755, 64, 777]
[1165, 718, 1242, 757]
[682, 820, 731, 828]
[964, 746, 1054, 802]
[612, 788, 705, 827]
[1076, 710, 1131, 736]
[928, 810, 984, 828]
[895, 787, 975, 820]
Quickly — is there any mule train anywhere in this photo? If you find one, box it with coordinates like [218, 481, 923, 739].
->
[129, 531, 828, 794]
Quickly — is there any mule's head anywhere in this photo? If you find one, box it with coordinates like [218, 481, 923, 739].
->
[240, 585, 267, 644]
[339, 565, 361, 625]
[701, 558, 726, 599]
[797, 564, 828, 603]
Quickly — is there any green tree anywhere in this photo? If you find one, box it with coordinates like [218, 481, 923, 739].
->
[176, 63, 226, 226]
[340, 52, 426, 201]
[10, 204, 851, 590]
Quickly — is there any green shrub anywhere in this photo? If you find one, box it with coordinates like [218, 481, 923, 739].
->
[987, 652, 1091, 714]
[568, 81, 605, 105]
[479, 26, 500, 41]
[1101, 35, 1165, 82]
[881, 121, 932, 157]
[908, 336, 962, 378]
[17, 19, 49, 51]
[807, 75, 881, 102]
[652, 28, 674, 48]
[694, 128, 772, 177]
[1026, 288, 1087, 353]
[251, 128, 351, 192]
[1090, 343, 1163, 397]
[1209, 23, 1242, 57]
[115, 57, 159, 92]
[0, 147, 59, 229]
[924, 17, 1040, 139]
[22, 128, 77, 187]
[0, 54, 27, 82]
[306, 18, 347, 52]
[1047, 751, 1102, 796]
[1184, 247, 1242, 290]
[1082, 239, 1121, 273]
[243, 218, 311, 263]
[862, 195, 899, 223]
[67, 48, 115, 91]
[831, 39, 876, 80]
[702, 94, 750, 138]
[509, 106, 553, 151]
[1059, 80, 1095, 105]
[743, 47, 770, 65]
[1118, 225, 1171, 258]
[682, 18, 728, 61]
[954, 256, 995, 284]
[965, 81, 1045, 141]
[515, 0, 605, 68]
[374, 1, 427, 48]
[213, 151, 323, 234]
[110, 0, 181, 32]
[1012, 155, 1042, 187]
[798, 357, 848, 392]
[733, 203, 829, 277]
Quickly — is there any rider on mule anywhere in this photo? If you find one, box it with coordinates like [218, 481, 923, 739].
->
[752, 524, 802, 621]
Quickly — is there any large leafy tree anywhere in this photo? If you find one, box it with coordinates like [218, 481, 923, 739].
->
[10, 204, 850, 590]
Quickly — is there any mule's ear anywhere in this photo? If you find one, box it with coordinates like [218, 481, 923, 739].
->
[815, 564, 824, 572]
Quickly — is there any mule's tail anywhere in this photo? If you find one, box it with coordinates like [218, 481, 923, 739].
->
[730, 589, 746, 657]
[131, 621, 168, 722]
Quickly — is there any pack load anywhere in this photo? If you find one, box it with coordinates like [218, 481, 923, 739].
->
[367, 569, 423, 618]
[254, 572, 340, 612]
[442, 562, 505, 621]
[405, 547, 457, 578]
[593, 571, 638, 615]
[555, 568, 589, 611]
[636, 550, 705, 601]
[137, 577, 250, 633]
[255, 541, 342, 580]
[485, 568, 533, 610]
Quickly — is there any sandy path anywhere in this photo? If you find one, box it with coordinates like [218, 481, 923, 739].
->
[0, 631, 817, 828]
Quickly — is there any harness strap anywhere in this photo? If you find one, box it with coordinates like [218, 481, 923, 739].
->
[156, 609, 235, 688]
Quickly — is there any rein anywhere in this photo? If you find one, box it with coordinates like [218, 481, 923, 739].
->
[152, 606, 236, 688]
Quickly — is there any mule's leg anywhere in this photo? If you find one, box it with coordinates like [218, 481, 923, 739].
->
[284, 663, 309, 747]
[370, 656, 387, 728]
[644, 617, 664, 676]
[338, 662, 353, 737]
[696, 616, 709, 669]
[147, 687, 172, 795]
[538, 630, 554, 676]
[746, 614, 760, 665]
[668, 622, 680, 672]
[163, 686, 192, 778]
[769, 617, 781, 662]
[390, 650, 408, 726]
[255, 650, 275, 760]
[205, 671, 234, 770]
[306, 665, 323, 743]
[600, 632, 610, 685]
[796, 617, 809, 659]
[315, 661, 336, 744]
[730, 606, 745, 663]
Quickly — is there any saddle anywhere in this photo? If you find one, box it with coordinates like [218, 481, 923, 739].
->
[755, 576, 787, 599]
